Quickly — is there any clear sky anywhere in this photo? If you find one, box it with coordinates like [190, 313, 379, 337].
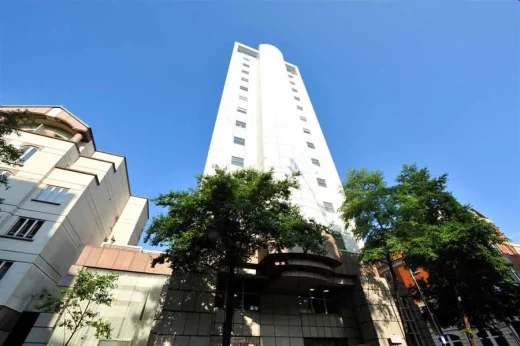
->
[1, 1, 519, 245]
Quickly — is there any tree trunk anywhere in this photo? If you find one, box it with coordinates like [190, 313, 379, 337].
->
[457, 294, 477, 346]
[385, 255, 413, 345]
[222, 265, 236, 346]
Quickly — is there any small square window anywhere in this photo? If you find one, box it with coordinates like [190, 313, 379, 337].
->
[241, 77, 249, 83]
[297, 106, 303, 111]
[243, 63, 249, 68]
[300, 116, 307, 122]
[303, 128, 310, 134]
[242, 70, 249, 75]
[231, 156, 244, 167]
[294, 96, 300, 101]
[237, 107, 247, 114]
[317, 178, 327, 187]
[290, 81, 295, 85]
[323, 202, 334, 213]
[239, 95, 248, 101]
[307, 142, 315, 149]
[311, 158, 320, 166]
[292, 88, 298, 93]
[234, 137, 245, 146]
[236, 120, 246, 128]
[240, 86, 248, 91]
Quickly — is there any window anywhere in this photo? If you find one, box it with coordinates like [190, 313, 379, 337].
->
[317, 178, 327, 187]
[303, 128, 310, 134]
[290, 81, 295, 85]
[504, 244, 515, 255]
[240, 86, 248, 91]
[0, 261, 13, 281]
[300, 116, 307, 122]
[237, 107, 247, 114]
[244, 57, 250, 61]
[323, 202, 334, 213]
[234, 137, 245, 146]
[333, 231, 346, 250]
[239, 95, 248, 101]
[243, 63, 249, 68]
[288, 75, 293, 78]
[511, 269, 520, 283]
[19, 146, 38, 164]
[297, 106, 303, 111]
[292, 88, 298, 93]
[236, 120, 246, 128]
[242, 70, 249, 75]
[311, 158, 320, 166]
[34, 185, 69, 204]
[307, 142, 315, 149]
[241, 77, 249, 83]
[231, 156, 244, 167]
[294, 96, 300, 101]
[298, 290, 338, 314]
[0, 170, 12, 180]
[6, 217, 44, 239]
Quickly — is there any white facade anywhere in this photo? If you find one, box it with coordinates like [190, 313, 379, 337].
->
[204, 42, 358, 252]
[0, 106, 148, 345]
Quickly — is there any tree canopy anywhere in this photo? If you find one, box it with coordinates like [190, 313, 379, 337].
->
[0, 109, 34, 188]
[145, 167, 331, 346]
[340, 164, 520, 344]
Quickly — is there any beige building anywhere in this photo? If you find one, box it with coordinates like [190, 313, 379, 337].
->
[0, 106, 148, 345]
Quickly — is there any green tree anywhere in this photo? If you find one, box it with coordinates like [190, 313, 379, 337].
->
[145, 167, 331, 346]
[340, 164, 520, 346]
[37, 269, 118, 346]
[0, 110, 34, 189]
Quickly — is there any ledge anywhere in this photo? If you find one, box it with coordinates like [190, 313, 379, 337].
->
[0, 235, 33, 242]
[31, 199, 60, 206]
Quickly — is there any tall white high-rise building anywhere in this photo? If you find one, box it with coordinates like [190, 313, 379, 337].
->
[205, 42, 358, 253]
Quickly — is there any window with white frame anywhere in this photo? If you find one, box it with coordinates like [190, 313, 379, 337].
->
[297, 106, 303, 111]
[504, 244, 515, 255]
[239, 95, 248, 101]
[292, 88, 298, 93]
[0, 261, 13, 281]
[34, 185, 69, 204]
[6, 217, 44, 239]
[317, 178, 327, 187]
[288, 75, 293, 79]
[231, 156, 244, 167]
[290, 81, 295, 85]
[240, 86, 248, 92]
[0, 170, 12, 180]
[236, 120, 246, 129]
[307, 142, 315, 149]
[323, 202, 334, 213]
[294, 96, 300, 101]
[237, 107, 247, 114]
[242, 70, 249, 75]
[241, 77, 248, 83]
[303, 128, 310, 134]
[244, 57, 250, 62]
[300, 116, 307, 122]
[311, 158, 320, 167]
[19, 146, 38, 164]
[243, 63, 249, 68]
[233, 137, 245, 146]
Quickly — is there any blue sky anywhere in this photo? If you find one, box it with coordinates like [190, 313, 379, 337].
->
[1, 1, 519, 245]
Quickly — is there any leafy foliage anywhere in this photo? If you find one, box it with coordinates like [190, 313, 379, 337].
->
[340, 164, 520, 336]
[37, 269, 118, 346]
[0, 110, 34, 190]
[145, 167, 331, 346]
